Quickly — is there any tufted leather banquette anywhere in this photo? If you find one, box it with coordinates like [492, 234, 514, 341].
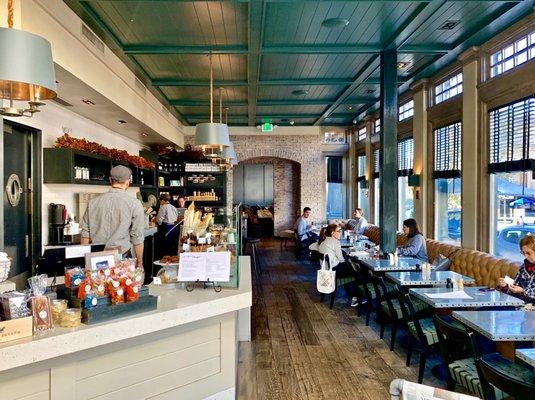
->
[363, 225, 521, 287]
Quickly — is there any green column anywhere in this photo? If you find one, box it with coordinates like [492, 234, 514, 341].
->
[379, 50, 398, 253]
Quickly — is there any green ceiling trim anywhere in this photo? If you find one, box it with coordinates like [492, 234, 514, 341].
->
[399, 0, 532, 94]
[170, 100, 248, 106]
[78, 1, 187, 125]
[247, 0, 265, 126]
[123, 45, 248, 55]
[153, 79, 248, 87]
[314, 56, 379, 126]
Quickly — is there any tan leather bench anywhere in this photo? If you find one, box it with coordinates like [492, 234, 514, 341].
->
[363, 225, 521, 287]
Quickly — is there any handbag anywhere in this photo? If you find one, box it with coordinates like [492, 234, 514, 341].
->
[317, 255, 336, 294]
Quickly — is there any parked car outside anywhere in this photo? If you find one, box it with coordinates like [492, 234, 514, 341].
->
[495, 224, 535, 261]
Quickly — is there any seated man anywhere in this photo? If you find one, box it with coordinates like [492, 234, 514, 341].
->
[345, 208, 368, 235]
[294, 207, 319, 245]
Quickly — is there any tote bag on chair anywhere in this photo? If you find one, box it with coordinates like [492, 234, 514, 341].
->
[317, 254, 336, 294]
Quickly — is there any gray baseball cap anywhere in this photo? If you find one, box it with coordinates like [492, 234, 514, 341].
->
[110, 165, 132, 182]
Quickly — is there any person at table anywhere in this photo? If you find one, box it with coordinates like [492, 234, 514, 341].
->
[318, 224, 354, 279]
[397, 218, 428, 262]
[81, 165, 145, 266]
[176, 195, 187, 221]
[498, 235, 535, 303]
[294, 207, 319, 245]
[345, 207, 368, 235]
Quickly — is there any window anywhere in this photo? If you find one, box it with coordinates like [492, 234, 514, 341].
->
[435, 72, 463, 105]
[324, 130, 346, 144]
[373, 148, 381, 224]
[374, 118, 381, 135]
[433, 122, 462, 244]
[398, 100, 414, 121]
[489, 97, 535, 261]
[326, 156, 343, 219]
[398, 138, 414, 229]
[357, 155, 369, 219]
[490, 31, 535, 78]
[357, 126, 367, 142]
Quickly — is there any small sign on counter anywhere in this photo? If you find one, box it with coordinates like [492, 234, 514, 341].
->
[178, 252, 231, 282]
[65, 245, 91, 259]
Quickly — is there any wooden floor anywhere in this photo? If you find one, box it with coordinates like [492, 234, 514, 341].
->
[237, 239, 443, 400]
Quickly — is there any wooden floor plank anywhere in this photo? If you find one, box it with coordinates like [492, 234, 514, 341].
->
[237, 239, 446, 399]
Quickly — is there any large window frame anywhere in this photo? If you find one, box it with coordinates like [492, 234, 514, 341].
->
[434, 72, 463, 105]
[433, 122, 462, 244]
[488, 96, 535, 260]
[356, 154, 369, 219]
[398, 100, 414, 122]
[490, 30, 535, 78]
[398, 138, 414, 230]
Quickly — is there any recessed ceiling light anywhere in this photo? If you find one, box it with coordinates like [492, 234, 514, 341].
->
[440, 20, 459, 30]
[397, 62, 410, 69]
[352, 119, 357, 124]
[141, 132, 148, 137]
[366, 89, 375, 94]
[290, 120, 295, 125]
[291, 89, 308, 96]
[118, 119, 127, 124]
[347, 105, 353, 110]
[130, 18, 134, 22]
[321, 17, 349, 28]
[81, 99, 95, 105]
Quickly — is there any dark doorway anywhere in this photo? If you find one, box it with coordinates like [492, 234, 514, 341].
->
[2, 121, 41, 278]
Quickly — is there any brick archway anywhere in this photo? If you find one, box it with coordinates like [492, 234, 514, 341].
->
[237, 148, 305, 166]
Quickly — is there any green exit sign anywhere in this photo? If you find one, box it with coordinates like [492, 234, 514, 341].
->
[261, 122, 273, 132]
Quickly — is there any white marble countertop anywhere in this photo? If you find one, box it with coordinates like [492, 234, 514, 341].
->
[0, 257, 251, 373]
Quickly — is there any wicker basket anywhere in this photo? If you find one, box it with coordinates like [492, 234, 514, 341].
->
[0, 258, 11, 283]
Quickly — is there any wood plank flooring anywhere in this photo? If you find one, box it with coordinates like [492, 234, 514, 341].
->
[238, 239, 444, 400]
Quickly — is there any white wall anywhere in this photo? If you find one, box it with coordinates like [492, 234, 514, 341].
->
[4, 101, 143, 247]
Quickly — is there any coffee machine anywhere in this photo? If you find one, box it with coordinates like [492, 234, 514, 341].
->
[49, 203, 67, 245]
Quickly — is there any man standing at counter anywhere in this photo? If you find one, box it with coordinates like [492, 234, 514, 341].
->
[80, 165, 145, 266]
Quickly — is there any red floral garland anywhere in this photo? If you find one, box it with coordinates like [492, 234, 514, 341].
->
[55, 134, 155, 170]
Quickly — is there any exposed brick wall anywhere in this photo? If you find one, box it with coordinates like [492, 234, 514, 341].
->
[185, 134, 326, 226]
[239, 157, 300, 234]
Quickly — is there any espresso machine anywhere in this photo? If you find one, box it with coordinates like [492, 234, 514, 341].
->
[49, 203, 67, 245]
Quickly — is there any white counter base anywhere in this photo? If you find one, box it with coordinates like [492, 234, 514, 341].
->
[0, 257, 251, 400]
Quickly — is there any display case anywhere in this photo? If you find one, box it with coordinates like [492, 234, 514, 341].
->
[155, 204, 241, 289]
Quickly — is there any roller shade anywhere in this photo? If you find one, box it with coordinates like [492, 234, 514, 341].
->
[433, 122, 461, 179]
[488, 96, 535, 174]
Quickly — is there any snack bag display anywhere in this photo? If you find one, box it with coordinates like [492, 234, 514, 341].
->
[28, 274, 53, 331]
[65, 267, 83, 288]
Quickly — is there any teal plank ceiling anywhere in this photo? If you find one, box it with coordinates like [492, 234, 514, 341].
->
[63, 0, 535, 127]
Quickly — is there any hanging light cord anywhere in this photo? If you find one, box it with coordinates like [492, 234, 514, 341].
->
[209, 53, 213, 123]
[7, 0, 14, 28]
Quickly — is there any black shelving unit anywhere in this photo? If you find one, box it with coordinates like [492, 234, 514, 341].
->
[155, 159, 227, 209]
[43, 148, 156, 189]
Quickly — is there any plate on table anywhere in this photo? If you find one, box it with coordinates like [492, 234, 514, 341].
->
[154, 260, 180, 267]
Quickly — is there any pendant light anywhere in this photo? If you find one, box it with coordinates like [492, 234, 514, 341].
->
[194, 54, 230, 153]
[0, 0, 57, 117]
[214, 88, 237, 166]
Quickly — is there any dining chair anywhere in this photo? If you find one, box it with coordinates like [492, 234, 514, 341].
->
[433, 315, 488, 398]
[394, 286, 438, 383]
[476, 353, 535, 400]
[370, 275, 428, 351]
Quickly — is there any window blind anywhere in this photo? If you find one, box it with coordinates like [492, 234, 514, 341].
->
[373, 148, 381, 178]
[489, 97, 535, 173]
[327, 156, 343, 183]
[434, 122, 461, 179]
[357, 154, 366, 181]
[398, 138, 414, 175]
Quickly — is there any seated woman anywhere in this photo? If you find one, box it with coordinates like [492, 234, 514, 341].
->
[397, 218, 428, 262]
[498, 235, 535, 303]
[318, 224, 353, 279]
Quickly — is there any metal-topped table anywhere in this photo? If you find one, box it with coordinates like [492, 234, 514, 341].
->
[452, 311, 535, 341]
[410, 287, 525, 309]
[361, 257, 424, 272]
[516, 348, 535, 367]
[386, 271, 475, 287]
